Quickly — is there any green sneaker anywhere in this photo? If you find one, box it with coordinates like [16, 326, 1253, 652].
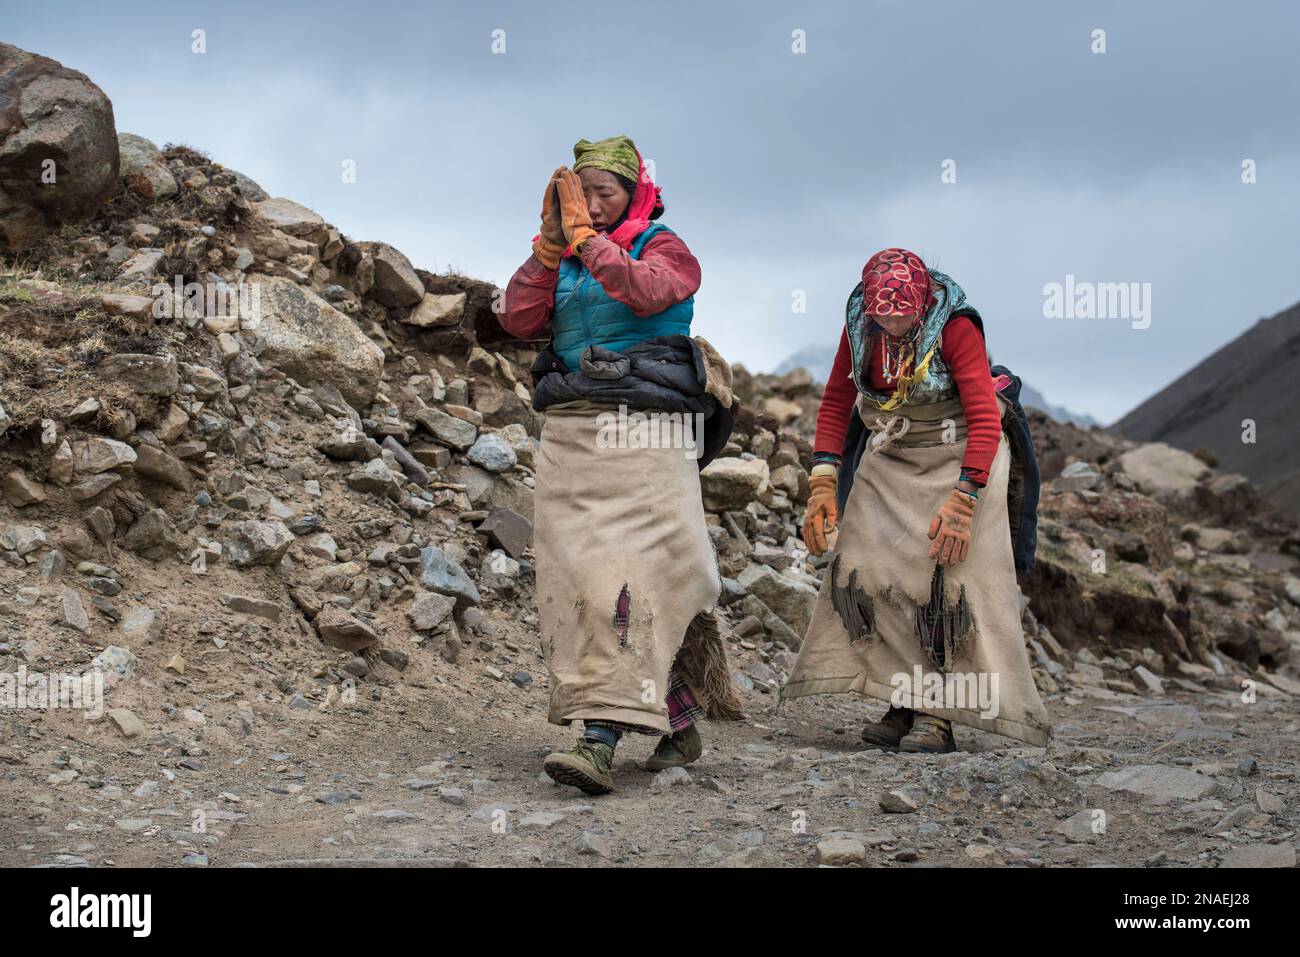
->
[644, 724, 703, 771]
[543, 737, 616, 795]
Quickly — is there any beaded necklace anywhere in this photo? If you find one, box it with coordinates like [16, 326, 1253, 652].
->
[878, 323, 923, 385]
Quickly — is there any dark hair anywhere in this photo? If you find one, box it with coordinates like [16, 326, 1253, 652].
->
[615, 173, 663, 220]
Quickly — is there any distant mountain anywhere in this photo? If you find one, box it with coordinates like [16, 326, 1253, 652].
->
[1018, 383, 1099, 429]
[773, 344, 837, 383]
[1114, 300, 1300, 515]
[770, 345, 1098, 427]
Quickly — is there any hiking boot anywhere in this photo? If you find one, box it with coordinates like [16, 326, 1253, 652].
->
[644, 725, 703, 771]
[860, 706, 915, 751]
[899, 713, 957, 754]
[543, 738, 615, 794]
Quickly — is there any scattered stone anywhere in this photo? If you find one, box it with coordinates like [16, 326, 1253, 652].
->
[418, 545, 481, 609]
[96, 353, 178, 396]
[468, 434, 517, 473]
[404, 292, 467, 327]
[407, 591, 455, 631]
[71, 436, 136, 474]
[1095, 765, 1218, 803]
[222, 594, 282, 621]
[315, 607, 380, 652]
[880, 788, 922, 814]
[106, 708, 145, 739]
[817, 836, 867, 866]
[573, 830, 610, 857]
[223, 520, 294, 566]
[1220, 844, 1296, 868]
[3, 469, 46, 506]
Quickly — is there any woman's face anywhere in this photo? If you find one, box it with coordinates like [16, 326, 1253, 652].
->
[875, 312, 920, 337]
[578, 167, 631, 232]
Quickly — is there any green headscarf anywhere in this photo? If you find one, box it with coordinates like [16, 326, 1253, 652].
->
[572, 135, 640, 183]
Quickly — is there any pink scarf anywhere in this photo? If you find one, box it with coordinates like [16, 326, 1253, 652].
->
[561, 149, 663, 258]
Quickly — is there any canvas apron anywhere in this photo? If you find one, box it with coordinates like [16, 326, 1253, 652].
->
[535, 405, 723, 734]
[782, 396, 1051, 746]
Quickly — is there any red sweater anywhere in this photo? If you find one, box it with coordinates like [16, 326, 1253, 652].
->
[498, 231, 701, 337]
[813, 315, 1000, 485]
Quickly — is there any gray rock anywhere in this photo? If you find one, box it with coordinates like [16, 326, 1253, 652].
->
[381, 436, 430, 487]
[418, 545, 481, 609]
[407, 591, 455, 631]
[476, 507, 533, 559]
[118, 132, 178, 200]
[738, 563, 818, 634]
[223, 519, 294, 566]
[71, 436, 136, 474]
[1095, 765, 1218, 803]
[817, 836, 866, 866]
[254, 197, 325, 238]
[0, 43, 119, 251]
[880, 788, 923, 814]
[345, 458, 404, 499]
[650, 766, 691, 792]
[121, 508, 180, 559]
[415, 409, 478, 451]
[253, 277, 386, 408]
[1219, 844, 1296, 868]
[222, 594, 283, 621]
[133, 444, 191, 490]
[315, 790, 362, 804]
[467, 434, 517, 473]
[91, 645, 140, 678]
[699, 457, 770, 510]
[404, 292, 466, 327]
[1055, 809, 1104, 843]
[3, 468, 47, 506]
[315, 607, 379, 652]
[1, 524, 46, 555]
[106, 707, 145, 739]
[60, 587, 90, 633]
[479, 549, 520, 590]
[317, 427, 371, 461]
[363, 241, 423, 307]
[1117, 443, 1212, 507]
[573, 830, 610, 857]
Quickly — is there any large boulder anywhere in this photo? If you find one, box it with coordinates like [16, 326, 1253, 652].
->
[250, 276, 385, 407]
[0, 44, 119, 250]
[1117, 443, 1211, 507]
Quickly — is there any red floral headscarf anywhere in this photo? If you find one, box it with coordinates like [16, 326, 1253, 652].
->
[862, 248, 932, 319]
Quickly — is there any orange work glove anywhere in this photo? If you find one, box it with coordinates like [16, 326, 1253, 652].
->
[927, 489, 976, 566]
[801, 471, 838, 556]
[554, 168, 598, 251]
[531, 167, 567, 269]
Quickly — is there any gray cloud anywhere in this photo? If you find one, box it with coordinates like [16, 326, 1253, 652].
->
[9, 0, 1298, 422]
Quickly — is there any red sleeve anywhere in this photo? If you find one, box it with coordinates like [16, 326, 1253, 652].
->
[813, 328, 858, 457]
[498, 254, 558, 338]
[941, 315, 999, 485]
[576, 231, 701, 316]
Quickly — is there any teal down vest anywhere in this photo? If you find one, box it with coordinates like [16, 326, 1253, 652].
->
[551, 222, 694, 372]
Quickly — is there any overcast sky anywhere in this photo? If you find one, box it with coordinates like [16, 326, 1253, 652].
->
[8, 0, 1298, 423]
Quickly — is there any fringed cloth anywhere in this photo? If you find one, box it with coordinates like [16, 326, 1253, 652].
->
[783, 396, 1051, 747]
[536, 406, 744, 735]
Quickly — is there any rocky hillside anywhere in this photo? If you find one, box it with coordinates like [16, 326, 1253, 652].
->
[2, 44, 1299, 869]
[1114, 300, 1300, 518]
